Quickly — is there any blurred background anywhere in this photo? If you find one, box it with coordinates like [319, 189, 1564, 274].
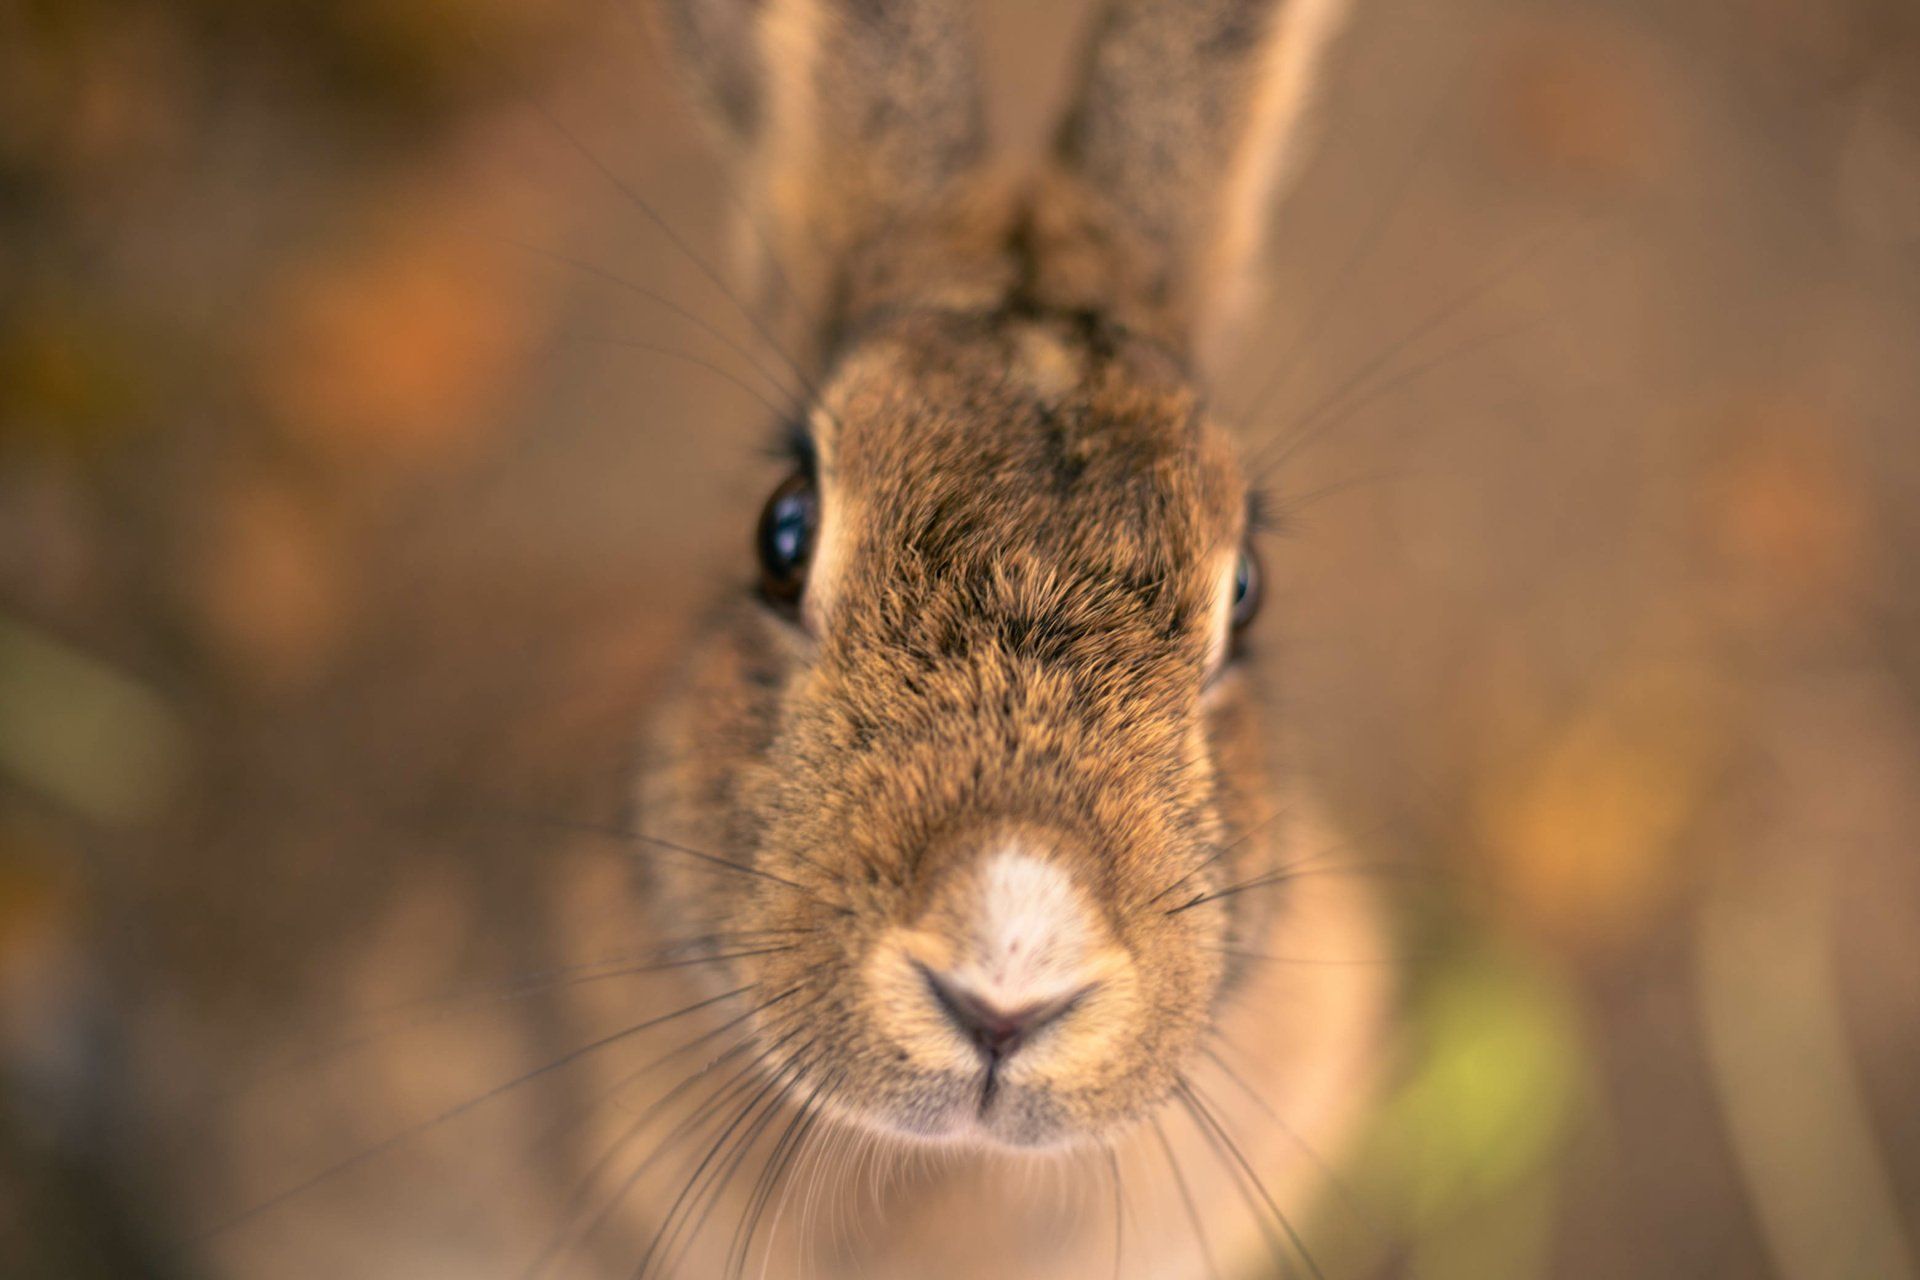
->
[2, 0, 1918, 1276]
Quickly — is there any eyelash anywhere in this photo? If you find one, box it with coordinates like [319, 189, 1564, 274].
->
[762, 420, 815, 470]
[1244, 485, 1285, 539]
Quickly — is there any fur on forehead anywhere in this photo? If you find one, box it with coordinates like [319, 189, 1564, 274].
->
[808, 309, 1247, 590]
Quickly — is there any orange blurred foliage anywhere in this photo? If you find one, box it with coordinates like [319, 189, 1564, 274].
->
[1489, 16, 1681, 191]
[1475, 658, 1737, 951]
[1701, 396, 1873, 634]
[252, 192, 541, 473]
[192, 474, 352, 693]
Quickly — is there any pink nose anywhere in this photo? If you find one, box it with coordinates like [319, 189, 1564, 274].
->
[918, 964, 1090, 1063]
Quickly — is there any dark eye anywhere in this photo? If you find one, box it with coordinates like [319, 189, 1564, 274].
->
[1230, 544, 1262, 632]
[756, 469, 818, 609]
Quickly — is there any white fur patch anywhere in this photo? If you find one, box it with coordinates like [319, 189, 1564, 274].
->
[800, 407, 848, 631]
[949, 848, 1096, 1010]
[1206, 545, 1240, 677]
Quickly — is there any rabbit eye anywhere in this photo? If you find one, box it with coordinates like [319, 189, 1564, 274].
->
[1230, 544, 1262, 632]
[756, 469, 818, 608]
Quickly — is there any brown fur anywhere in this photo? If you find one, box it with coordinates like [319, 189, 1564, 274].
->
[623, 0, 1391, 1275]
[646, 308, 1245, 1146]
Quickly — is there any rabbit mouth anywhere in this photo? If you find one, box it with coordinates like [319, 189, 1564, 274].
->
[844, 1068, 1086, 1151]
[964, 1079, 1075, 1149]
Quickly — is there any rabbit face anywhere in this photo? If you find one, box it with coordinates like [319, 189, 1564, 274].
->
[647, 307, 1267, 1149]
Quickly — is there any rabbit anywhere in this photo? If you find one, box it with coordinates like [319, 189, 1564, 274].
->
[115, 3, 1391, 1278]
[616, 0, 1395, 1275]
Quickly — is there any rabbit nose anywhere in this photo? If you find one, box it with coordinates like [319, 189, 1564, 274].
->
[919, 964, 1091, 1062]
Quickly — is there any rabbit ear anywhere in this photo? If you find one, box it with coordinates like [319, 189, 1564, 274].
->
[661, 0, 995, 343]
[1038, 0, 1354, 358]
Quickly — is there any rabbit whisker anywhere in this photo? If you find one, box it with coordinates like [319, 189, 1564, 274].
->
[601, 0, 836, 343]
[1174, 1079, 1296, 1279]
[531, 814, 853, 914]
[572, 1015, 818, 1278]
[533, 102, 841, 434]
[508, 237, 805, 413]
[521, 1038, 758, 1280]
[569, 333, 806, 422]
[671, 1047, 822, 1280]
[528, 1014, 805, 1280]
[518, 986, 816, 1278]
[627, 828, 855, 915]
[639, 1041, 819, 1279]
[1176, 1077, 1326, 1280]
[1167, 858, 1439, 915]
[211, 941, 796, 1106]
[1151, 1110, 1223, 1280]
[1209, 944, 1409, 967]
[729, 1067, 839, 1279]
[1265, 463, 1418, 528]
[1147, 805, 1293, 906]
[755, 1073, 841, 1280]
[1233, 52, 1477, 425]
[1167, 816, 1408, 916]
[1252, 218, 1593, 480]
[1202, 1040, 1374, 1223]
[1256, 310, 1556, 484]
[184, 982, 758, 1249]
[603, 1051, 784, 1279]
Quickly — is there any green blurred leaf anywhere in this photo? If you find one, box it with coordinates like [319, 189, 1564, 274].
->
[1348, 942, 1588, 1280]
[0, 618, 186, 825]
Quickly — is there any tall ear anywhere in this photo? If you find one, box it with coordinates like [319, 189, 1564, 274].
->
[1039, 0, 1355, 360]
[660, 0, 998, 344]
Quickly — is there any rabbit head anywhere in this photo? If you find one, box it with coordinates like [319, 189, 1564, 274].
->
[643, 0, 1357, 1152]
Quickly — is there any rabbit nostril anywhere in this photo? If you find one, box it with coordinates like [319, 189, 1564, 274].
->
[918, 964, 1089, 1063]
